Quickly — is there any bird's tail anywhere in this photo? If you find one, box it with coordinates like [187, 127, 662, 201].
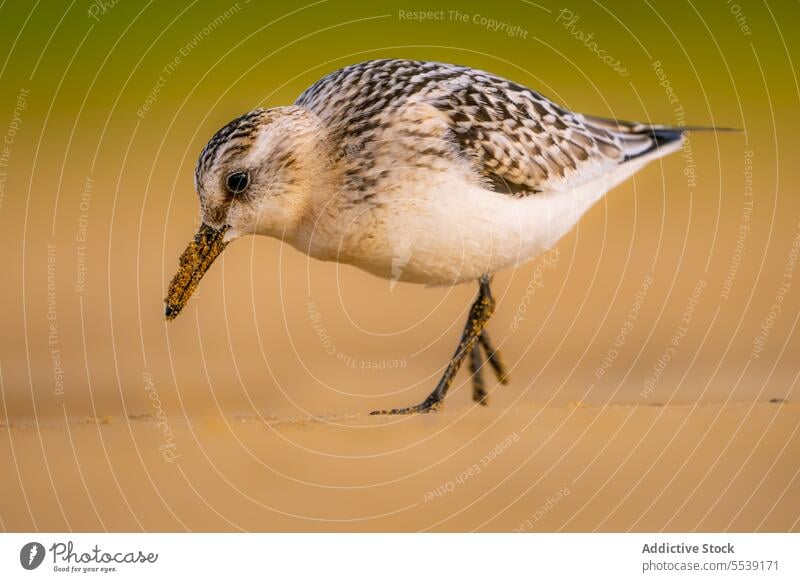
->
[581, 114, 740, 163]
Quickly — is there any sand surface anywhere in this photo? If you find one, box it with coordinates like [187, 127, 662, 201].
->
[2, 401, 797, 532]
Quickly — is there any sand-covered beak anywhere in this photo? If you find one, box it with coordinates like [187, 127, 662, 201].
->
[164, 223, 230, 320]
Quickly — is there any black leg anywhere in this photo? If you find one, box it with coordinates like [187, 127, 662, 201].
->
[469, 343, 489, 405]
[467, 330, 511, 405]
[371, 276, 497, 415]
[478, 330, 510, 385]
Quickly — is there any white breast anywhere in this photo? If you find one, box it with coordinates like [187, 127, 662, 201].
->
[328, 173, 592, 285]
[297, 146, 670, 286]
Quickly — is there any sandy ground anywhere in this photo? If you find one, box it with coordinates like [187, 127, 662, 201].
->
[2, 401, 798, 532]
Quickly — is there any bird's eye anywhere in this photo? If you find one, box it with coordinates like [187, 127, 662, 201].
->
[225, 171, 250, 195]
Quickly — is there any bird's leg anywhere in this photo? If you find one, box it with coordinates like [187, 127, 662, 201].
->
[478, 330, 510, 385]
[371, 276, 496, 415]
[468, 330, 511, 405]
[469, 343, 489, 406]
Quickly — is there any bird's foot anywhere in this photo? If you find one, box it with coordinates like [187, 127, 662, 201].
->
[370, 395, 443, 415]
[371, 276, 498, 415]
[473, 385, 490, 406]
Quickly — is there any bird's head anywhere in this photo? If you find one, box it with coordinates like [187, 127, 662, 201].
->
[164, 106, 322, 320]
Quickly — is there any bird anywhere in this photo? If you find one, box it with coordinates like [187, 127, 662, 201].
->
[165, 58, 729, 415]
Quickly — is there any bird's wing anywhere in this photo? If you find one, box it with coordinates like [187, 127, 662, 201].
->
[295, 60, 681, 197]
[422, 67, 685, 196]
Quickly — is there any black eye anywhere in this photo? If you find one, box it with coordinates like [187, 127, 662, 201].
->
[225, 171, 249, 194]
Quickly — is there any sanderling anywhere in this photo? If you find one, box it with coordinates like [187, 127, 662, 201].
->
[165, 59, 731, 414]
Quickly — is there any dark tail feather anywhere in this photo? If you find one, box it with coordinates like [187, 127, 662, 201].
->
[581, 114, 740, 163]
[626, 127, 685, 163]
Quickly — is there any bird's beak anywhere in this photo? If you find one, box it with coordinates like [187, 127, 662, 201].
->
[164, 223, 230, 320]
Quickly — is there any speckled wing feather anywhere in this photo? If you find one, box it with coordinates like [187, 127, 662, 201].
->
[295, 59, 679, 197]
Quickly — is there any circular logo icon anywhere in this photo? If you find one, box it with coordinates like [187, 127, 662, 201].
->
[20, 542, 46, 570]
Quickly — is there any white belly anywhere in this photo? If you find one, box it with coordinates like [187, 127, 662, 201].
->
[290, 137, 670, 285]
[339, 170, 618, 285]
